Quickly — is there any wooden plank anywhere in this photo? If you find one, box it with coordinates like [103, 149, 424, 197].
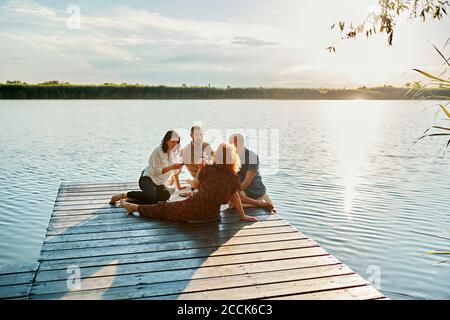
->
[48, 209, 273, 228]
[55, 199, 115, 206]
[50, 204, 237, 216]
[0, 262, 38, 276]
[56, 185, 180, 195]
[53, 203, 133, 211]
[42, 226, 297, 252]
[0, 283, 33, 299]
[44, 220, 290, 244]
[57, 191, 124, 197]
[57, 190, 133, 197]
[56, 194, 124, 202]
[49, 204, 260, 216]
[60, 183, 137, 193]
[48, 212, 279, 231]
[56, 187, 142, 197]
[60, 181, 136, 188]
[0, 272, 36, 287]
[138, 274, 369, 300]
[35, 247, 333, 282]
[51, 207, 128, 216]
[0, 262, 38, 301]
[48, 206, 257, 222]
[57, 191, 128, 198]
[31, 264, 354, 299]
[268, 285, 385, 300]
[39, 232, 305, 261]
[0, 263, 38, 299]
[31, 253, 340, 296]
[61, 181, 136, 188]
[53, 193, 188, 204]
[45, 218, 283, 240]
[37, 239, 323, 271]
[46, 214, 281, 236]
[57, 187, 135, 194]
[50, 212, 137, 222]
[49, 209, 278, 224]
[55, 213, 276, 229]
[49, 214, 145, 227]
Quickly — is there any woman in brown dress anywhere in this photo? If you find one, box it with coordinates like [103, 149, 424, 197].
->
[119, 143, 258, 222]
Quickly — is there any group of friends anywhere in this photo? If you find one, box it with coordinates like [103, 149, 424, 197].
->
[110, 126, 275, 223]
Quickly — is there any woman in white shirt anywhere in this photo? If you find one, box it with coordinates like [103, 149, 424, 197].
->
[110, 130, 184, 205]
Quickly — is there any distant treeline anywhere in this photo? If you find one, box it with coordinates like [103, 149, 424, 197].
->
[0, 82, 449, 100]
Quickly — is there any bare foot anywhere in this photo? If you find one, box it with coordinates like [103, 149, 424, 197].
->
[110, 193, 126, 205]
[180, 191, 193, 198]
[120, 199, 138, 214]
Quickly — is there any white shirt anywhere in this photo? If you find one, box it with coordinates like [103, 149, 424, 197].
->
[142, 146, 178, 185]
[180, 142, 214, 165]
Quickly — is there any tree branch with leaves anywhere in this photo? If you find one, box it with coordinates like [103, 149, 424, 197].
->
[328, 0, 449, 52]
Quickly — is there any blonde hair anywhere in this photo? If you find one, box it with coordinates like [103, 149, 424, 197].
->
[214, 143, 241, 174]
[229, 133, 245, 149]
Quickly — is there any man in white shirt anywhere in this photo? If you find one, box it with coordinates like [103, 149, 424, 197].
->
[179, 126, 214, 185]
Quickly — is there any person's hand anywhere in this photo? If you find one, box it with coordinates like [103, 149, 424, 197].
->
[171, 163, 184, 170]
[240, 214, 258, 222]
[261, 201, 277, 214]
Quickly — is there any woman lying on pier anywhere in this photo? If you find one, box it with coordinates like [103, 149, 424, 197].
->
[117, 143, 259, 222]
[110, 130, 185, 205]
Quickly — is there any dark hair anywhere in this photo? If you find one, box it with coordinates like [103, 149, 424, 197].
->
[161, 130, 180, 153]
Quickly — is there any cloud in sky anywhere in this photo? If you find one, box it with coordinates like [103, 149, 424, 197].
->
[0, 0, 449, 87]
[230, 36, 280, 47]
[1, 0, 57, 18]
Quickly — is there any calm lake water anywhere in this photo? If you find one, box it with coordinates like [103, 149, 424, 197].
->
[0, 100, 449, 299]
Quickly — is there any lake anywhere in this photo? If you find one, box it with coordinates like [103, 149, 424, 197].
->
[0, 100, 449, 299]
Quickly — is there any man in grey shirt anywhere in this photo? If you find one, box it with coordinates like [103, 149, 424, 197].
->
[229, 133, 275, 213]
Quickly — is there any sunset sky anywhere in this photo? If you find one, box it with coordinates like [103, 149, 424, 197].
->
[0, 0, 449, 88]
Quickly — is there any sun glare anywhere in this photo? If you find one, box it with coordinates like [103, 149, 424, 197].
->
[321, 102, 383, 218]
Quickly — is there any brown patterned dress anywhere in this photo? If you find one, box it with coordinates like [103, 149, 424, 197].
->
[137, 164, 241, 221]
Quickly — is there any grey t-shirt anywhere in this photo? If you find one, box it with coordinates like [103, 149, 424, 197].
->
[238, 148, 266, 199]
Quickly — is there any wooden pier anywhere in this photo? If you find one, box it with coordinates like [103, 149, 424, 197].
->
[0, 182, 385, 300]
